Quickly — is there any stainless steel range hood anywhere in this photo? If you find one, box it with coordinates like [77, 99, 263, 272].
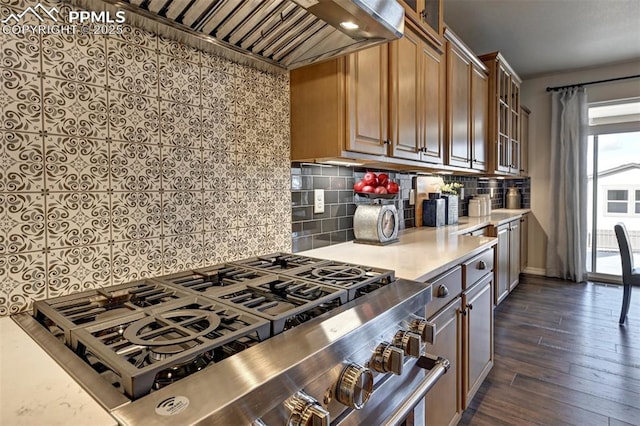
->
[79, 0, 404, 71]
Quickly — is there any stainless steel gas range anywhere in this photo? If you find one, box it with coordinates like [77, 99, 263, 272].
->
[13, 253, 448, 425]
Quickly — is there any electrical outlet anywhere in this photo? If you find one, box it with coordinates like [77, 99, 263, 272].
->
[314, 189, 324, 213]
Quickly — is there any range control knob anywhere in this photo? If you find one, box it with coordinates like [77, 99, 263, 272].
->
[409, 318, 436, 345]
[371, 342, 404, 375]
[335, 363, 374, 410]
[393, 330, 421, 357]
[284, 390, 330, 426]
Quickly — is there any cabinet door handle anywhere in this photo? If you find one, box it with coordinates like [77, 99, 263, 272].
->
[466, 303, 473, 311]
[459, 308, 467, 317]
[419, 9, 428, 20]
[477, 260, 487, 270]
[383, 140, 391, 145]
[437, 284, 449, 298]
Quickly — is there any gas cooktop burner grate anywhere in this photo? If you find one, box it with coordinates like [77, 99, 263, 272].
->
[231, 252, 331, 271]
[157, 265, 270, 295]
[210, 276, 349, 335]
[32, 280, 192, 345]
[70, 297, 271, 399]
[285, 261, 396, 301]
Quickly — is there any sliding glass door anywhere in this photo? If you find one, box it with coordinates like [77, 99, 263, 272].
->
[586, 99, 640, 279]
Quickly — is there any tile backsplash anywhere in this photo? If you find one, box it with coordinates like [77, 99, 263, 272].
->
[291, 164, 531, 252]
[0, 0, 291, 315]
[291, 163, 414, 252]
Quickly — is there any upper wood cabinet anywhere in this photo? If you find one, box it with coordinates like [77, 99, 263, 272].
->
[520, 105, 530, 175]
[346, 45, 389, 156]
[390, 21, 445, 164]
[444, 29, 489, 171]
[290, 45, 388, 161]
[400, 0, 443, 46]
[480, 52, 522, 175]
[290, 21, 445, 167]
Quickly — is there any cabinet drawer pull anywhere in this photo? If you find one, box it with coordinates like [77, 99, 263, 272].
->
[460, 308, 467, 317]
[383, 140, 391, 145]
[477, 260, 487, 270]
[437, 284, 449, 298]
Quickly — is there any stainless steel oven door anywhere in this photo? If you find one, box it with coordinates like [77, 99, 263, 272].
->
[335, 353, 449, 426]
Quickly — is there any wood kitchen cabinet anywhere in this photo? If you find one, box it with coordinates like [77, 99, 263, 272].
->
[520, 213, 529, 272]
[520, 105, 530, 175]
[490, 217, 524, 305]
[494, 223, 510, 305]
[390, 20, 445, 163]
[290, 20, 445, 167]
[444, 29, 488, 171]
[290, 45, 388, 161]
[399, 0, 443, 47]
[462, 273, 493, 406]
[424, 246, 495, 423]
[508, 219, 521, 291]
[480, 52, 522, 175]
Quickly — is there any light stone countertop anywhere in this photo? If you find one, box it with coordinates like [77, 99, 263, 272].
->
[0, 317, 117, 426]
[302, 209, 529, 282]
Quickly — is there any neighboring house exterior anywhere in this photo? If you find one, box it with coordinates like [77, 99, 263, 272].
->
[588, 163, 640, 251]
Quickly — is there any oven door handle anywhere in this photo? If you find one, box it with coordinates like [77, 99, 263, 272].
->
[382, 353, 450, 426]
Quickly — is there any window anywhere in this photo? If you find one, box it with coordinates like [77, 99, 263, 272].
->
[586, 97, 640, 276]
[607, 189, 628, 213]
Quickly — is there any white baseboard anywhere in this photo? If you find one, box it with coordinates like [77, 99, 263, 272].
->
[523, 267, 546, 276]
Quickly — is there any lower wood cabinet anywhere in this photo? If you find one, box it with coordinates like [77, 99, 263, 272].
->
[494, 223, 510, 305]
[491, 217, 523, 306]
[462, 273, 493, 406]
[508, 219, 521, 291]
[424, 246, 495, 424]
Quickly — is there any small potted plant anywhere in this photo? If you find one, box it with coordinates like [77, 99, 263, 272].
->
[440, 182, 463, 225]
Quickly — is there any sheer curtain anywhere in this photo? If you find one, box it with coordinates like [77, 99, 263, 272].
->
[545, 87, 589, 282]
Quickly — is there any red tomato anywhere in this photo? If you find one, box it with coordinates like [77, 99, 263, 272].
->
[374, 186, 388, 194]
[378, 173, 389, 186]
[361, 185, 376, 193]
[363, 172, 377, 186]
[353, 180, 366, 192]
[386, 181, 399, 194]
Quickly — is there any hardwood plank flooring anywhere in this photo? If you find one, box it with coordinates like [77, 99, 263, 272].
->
[459, 275, 640, 426]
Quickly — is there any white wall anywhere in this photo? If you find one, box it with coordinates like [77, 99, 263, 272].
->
[521, 60, 640, 274]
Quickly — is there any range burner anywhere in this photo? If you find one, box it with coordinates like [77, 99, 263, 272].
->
[33, 280, 191, 345]
[211, 276, 348, 335]
[70, 297, 270, 399]
[158, 265, 269, 295]
[231, 253, 330, 271]
[286, 261, 396, 301]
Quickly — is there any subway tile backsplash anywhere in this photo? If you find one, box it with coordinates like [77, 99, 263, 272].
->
[0, 0, 291, 315]
[291, 164, 531, 252]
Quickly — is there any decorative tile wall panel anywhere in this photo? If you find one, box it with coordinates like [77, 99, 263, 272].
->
[41, 33, 107, 85]
[0, 251, 46, 315]
[0, 131, 44, 192]
[0, 0, 291, 315]
[1, 68, 41, 133]
[106, 39, 158, 95]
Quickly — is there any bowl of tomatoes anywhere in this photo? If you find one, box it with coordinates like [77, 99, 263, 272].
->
[353, 172, 400, 199]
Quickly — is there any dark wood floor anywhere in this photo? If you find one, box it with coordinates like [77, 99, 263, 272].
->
[459, 275, 640, 426]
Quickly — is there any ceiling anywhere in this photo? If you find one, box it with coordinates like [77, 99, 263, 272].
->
[443, 0, 640, 80]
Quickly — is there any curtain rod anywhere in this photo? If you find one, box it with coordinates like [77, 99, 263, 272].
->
[545, 74, 640, 92]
